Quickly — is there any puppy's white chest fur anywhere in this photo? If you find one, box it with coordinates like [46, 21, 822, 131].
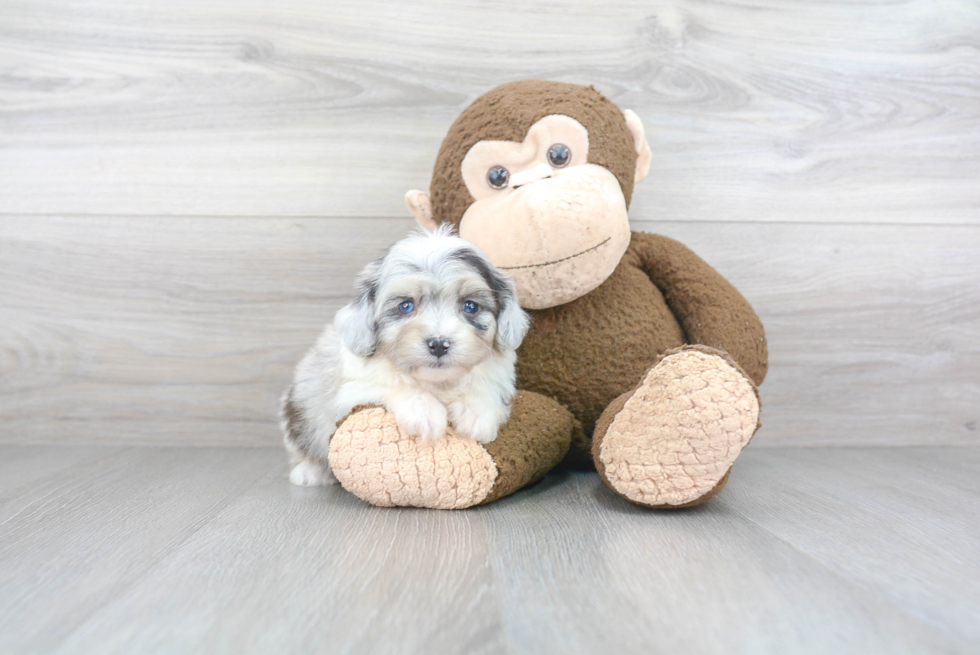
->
[335, 346, 516, 444]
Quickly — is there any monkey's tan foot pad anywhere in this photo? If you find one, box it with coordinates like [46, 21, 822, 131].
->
[329, 407, 497, 509]
[596, 348, 760, 507]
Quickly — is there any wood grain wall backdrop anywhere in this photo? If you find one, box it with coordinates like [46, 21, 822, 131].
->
[1, 0, 978, 447]
[2, 217, 977, 447]
[3, 0, 980, 223]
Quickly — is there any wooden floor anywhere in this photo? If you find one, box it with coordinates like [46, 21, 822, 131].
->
[1, 445, 977, 655]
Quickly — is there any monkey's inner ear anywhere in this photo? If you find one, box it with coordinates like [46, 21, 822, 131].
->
[405, 190, 437, 230]
[623, 109, 652, 184]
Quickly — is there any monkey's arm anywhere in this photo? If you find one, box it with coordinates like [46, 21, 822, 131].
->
[630, 231, 768, 386]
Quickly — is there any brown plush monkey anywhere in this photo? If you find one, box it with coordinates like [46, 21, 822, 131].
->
[328, 80, 767, 509]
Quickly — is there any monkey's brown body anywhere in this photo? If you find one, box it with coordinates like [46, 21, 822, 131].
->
[518, 230, 766, 477]
[518, 237, 684, 436]
[329, 80, 768, 509]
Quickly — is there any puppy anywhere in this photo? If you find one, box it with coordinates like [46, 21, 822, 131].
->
[280, 225, 530, 486]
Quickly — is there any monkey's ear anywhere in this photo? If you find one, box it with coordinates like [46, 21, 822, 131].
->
[623, 109, 652, 184]
[405, 190, 437, 230]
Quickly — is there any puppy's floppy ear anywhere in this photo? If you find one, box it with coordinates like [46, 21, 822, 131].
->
[334, 258, 382, 356]
[449, 244, 529, 350]
[494, 273, 530, 351]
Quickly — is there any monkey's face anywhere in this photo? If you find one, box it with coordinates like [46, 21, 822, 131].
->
[455, 115, 631, 309]
[405, 81, 652, 310]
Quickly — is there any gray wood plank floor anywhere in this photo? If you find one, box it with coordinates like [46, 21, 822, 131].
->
[1, 445, 977, 655]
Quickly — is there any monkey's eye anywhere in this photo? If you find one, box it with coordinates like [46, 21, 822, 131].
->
[398, 300, 415, 314]
[486, 166, 509, 190]
[547, 143, 571, 168]
[462, 300, 479, 315]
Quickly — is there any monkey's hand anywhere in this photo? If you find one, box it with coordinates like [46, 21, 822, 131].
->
[328, 393, 573, 509]
[389, 391, 448, 441]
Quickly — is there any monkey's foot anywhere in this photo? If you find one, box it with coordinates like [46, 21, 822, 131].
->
[329, 392, 574, 509]
[593, 346, 760, 508]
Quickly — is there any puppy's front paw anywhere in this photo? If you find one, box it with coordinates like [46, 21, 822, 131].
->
[289, 460, 338, 486]
[394, 393, 448, 441]
[449, 401, 500, 444]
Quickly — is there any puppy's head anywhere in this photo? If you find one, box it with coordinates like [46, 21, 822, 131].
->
[334, 224, 529, 381]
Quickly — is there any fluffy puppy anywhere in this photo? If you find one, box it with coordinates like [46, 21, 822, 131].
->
[280, 225, 530, 486]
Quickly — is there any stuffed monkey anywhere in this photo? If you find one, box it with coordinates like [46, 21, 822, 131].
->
[328, 80, 767, 509]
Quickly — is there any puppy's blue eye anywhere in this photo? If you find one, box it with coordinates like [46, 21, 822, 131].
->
[398, 300, 415, 314]
[462, 301, 479, 315]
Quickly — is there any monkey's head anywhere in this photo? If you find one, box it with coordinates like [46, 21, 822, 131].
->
[405, 80, 651, 310]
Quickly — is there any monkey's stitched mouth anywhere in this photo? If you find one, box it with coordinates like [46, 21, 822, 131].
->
[498, 237, 611, 271]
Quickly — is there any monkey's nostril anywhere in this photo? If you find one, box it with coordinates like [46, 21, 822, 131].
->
[426, 338, 451, 358]
[509, 163, 553, 189]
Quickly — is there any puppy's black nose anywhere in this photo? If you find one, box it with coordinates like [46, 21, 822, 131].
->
[426, 338, 450, 358]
